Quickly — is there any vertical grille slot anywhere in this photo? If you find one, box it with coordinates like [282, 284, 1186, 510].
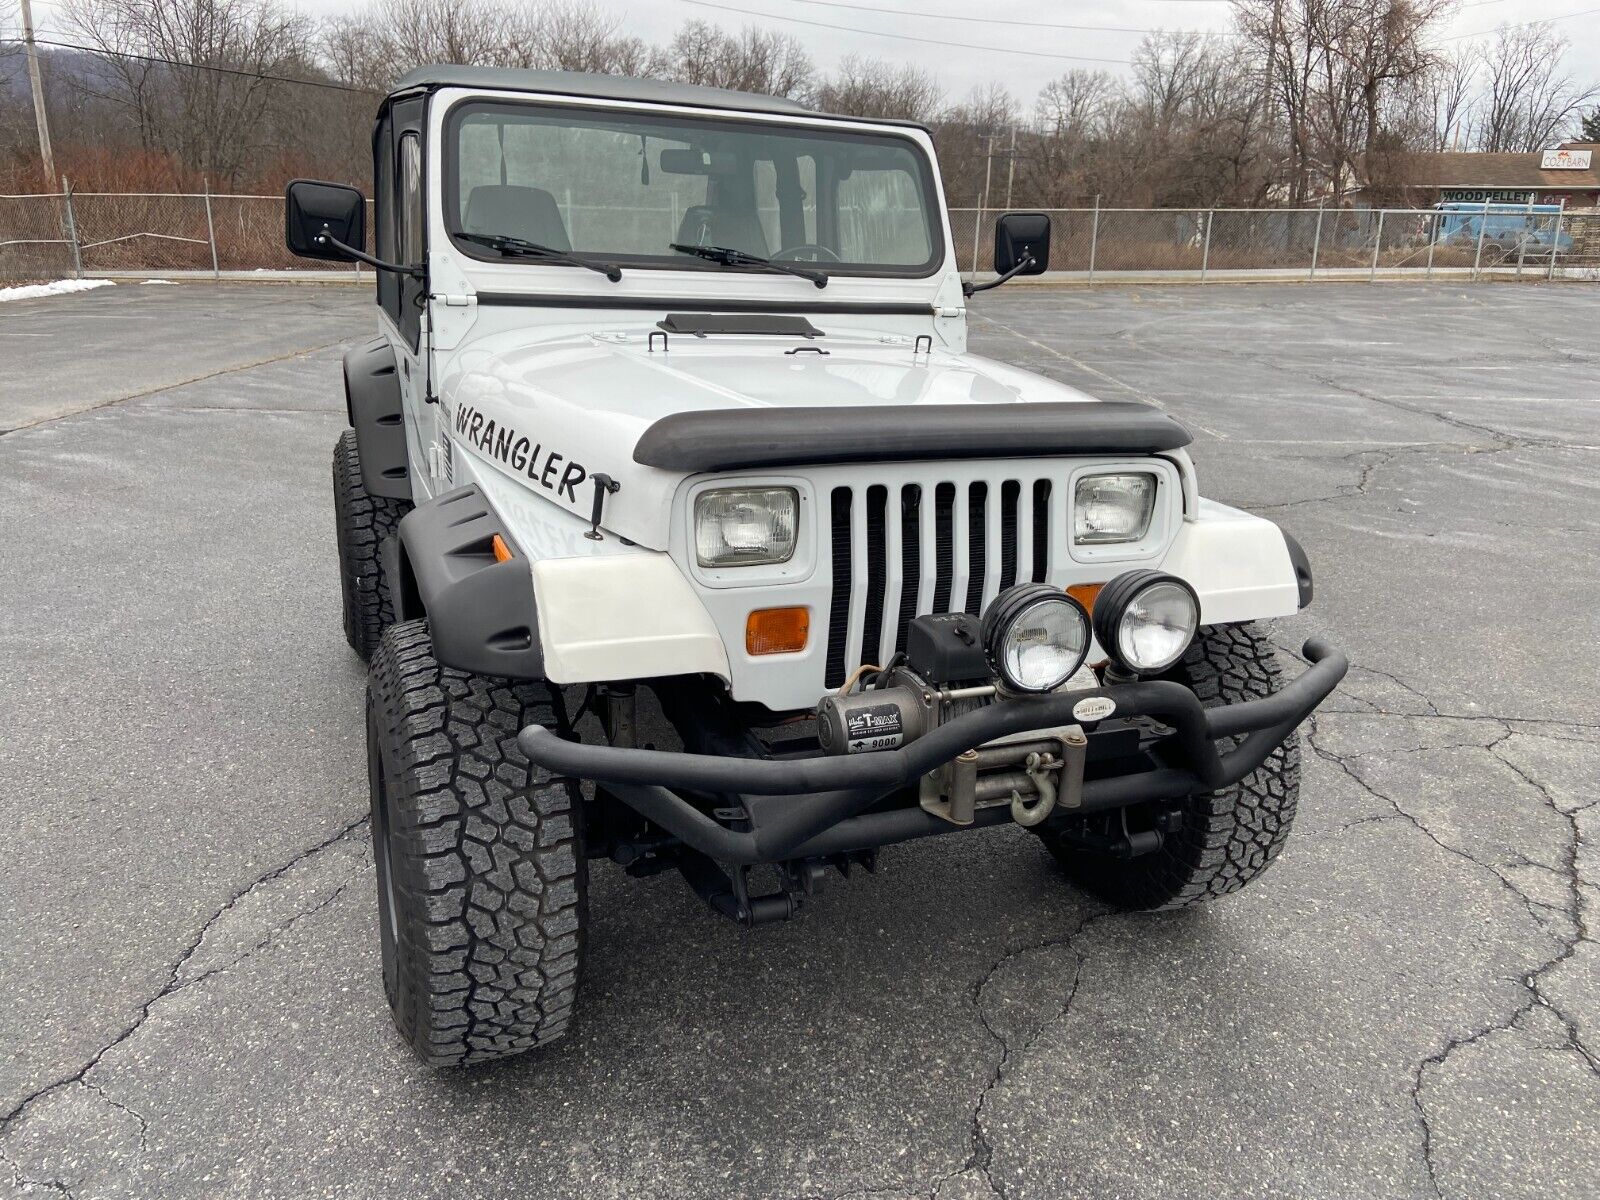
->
[932, 482, 955, 613]
[822, 473, 1058, 691]
[964, 481, 987, 616]
[825, 487, 853, 687]
[895, 485, 922, 654]
[999, 480, 1020, 593]
[1031, 479, 1051, 582]
[860, 485, 889, 670]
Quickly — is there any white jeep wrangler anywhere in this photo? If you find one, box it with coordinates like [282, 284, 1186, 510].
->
[286, 65, 1345, 1067]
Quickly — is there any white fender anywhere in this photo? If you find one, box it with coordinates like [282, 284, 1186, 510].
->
[531, 554, 731, 685]
[1160, 499, 1300, 625]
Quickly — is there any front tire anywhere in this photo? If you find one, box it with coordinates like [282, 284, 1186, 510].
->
[333, 429, 410, 661]
[1036, 622, 1301, 910]
[367, 620, 586, 1066]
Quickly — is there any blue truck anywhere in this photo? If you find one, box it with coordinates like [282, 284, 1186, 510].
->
[1433, 202, 1573, 259]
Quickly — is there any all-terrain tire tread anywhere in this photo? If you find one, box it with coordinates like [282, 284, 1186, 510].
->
[333, 429, 410, 660]
[1040, 621, 1301, 910]
[369, 620, 586, 1067]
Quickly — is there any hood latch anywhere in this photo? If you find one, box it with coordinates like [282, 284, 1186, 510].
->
[585, 473, 620, 541]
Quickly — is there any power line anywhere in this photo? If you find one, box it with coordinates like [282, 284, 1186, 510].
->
[773, 0, 1230, 36]
[678, 0, 1135, 63]
[25, 34, 379, 95]
[1441, 2, 1600, 40]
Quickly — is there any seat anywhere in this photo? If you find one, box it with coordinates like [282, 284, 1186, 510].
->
[674, 204, 770, 258]
[462, 185, 571, 250]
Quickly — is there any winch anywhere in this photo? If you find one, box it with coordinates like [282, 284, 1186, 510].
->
[815, 609, 1090, 827]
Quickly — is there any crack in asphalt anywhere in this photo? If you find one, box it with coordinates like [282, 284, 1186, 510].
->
[1, 1144, 77, 1199]
[1302, 654, 1597, 1191]
[0, 338, 351, 439]
[0, 813, 369, 1183]
[946, 911, 1112, 1200]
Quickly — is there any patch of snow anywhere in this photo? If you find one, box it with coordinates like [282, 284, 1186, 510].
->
[141, 278, 178, 286]
[0, 278, 115, 303]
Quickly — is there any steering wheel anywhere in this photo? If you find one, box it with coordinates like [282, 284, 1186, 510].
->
[772, 244, 841, 263]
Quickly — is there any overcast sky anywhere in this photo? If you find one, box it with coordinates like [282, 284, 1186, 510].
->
[24, 0, 1600, 117]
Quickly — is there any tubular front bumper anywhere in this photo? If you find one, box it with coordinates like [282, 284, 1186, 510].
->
[518, 638, 1347, 866]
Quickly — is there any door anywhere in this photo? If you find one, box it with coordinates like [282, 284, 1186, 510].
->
[373, 97, 440, 498]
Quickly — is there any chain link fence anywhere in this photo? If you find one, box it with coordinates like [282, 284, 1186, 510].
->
[0, 192, 374, 280]
[4, 192, 1598, 283]
[951, 205, 1600, 282]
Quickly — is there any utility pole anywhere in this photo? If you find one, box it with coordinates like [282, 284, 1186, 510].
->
[19, 0, 57, 187]
[1003, 126, 1017, 210]
[980, 134, 996, 214]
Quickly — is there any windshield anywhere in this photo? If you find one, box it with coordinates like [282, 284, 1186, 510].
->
[445, 100, 942, 277]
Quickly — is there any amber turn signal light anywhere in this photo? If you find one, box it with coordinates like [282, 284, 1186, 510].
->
[491, 534, 514, 563]
[1066, 583, 1104, 613]
[746, 607, 809, 655]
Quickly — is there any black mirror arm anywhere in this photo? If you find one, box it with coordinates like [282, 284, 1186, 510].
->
[315, 228, 424, 279]
[962, 252, 1035, 298]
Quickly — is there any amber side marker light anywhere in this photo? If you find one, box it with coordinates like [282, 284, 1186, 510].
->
[1066, 583, 1104, 613]
[491, 534, 514, 563]
[747, 607, 810, 656]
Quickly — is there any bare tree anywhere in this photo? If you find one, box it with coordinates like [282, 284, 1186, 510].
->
[1476, 24, 1598, 152]
[530, 2, 653, 75]
[812, 54, 940, 122]
[1021, 71, 1126, 205]
[657, 20, 812, 99]
[59, 0, 315, 185]
[1420, 44, 1476, 151]
[1233, 0, 1457, 200]
[326, 0, 650, 86]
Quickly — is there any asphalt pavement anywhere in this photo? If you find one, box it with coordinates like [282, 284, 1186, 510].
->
[1, 281, 1596, 1199]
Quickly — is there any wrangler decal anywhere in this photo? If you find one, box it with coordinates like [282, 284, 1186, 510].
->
[451, 403, 589, 502]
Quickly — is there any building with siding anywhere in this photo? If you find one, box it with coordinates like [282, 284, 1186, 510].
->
[1389, 143, 1600, 209]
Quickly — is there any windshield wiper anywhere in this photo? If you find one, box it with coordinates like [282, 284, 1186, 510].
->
[670, 243, 827, 289]
[457, 232, 622, 281]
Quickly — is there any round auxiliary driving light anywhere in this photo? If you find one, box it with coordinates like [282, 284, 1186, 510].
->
[1092, 570, 1201, 675]
[981, 584, 1091, 694]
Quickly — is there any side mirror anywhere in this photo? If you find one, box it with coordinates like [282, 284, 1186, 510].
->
[994, 212, 1051, 275]
[285, 179, 366, 262]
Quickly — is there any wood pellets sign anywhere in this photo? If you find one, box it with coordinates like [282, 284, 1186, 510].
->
[1541, 148, 1592, 170]
[1441, 188, 1535, 204]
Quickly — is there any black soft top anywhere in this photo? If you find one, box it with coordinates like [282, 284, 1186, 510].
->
[387, 65, 927, 129]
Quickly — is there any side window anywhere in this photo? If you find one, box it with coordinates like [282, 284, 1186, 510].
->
[399, 133, 423, 264]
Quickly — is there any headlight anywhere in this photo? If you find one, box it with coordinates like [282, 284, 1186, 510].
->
[1092, 570, 1200, 674]
[1074, 473, 1157, 545]
[695, 487, 798, 567]
[980, 584, 1090, 694]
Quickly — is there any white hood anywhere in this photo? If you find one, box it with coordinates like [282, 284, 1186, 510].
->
[440, 326, 1105, 549]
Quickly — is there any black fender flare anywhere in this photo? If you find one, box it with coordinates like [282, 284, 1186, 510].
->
[344, 337, 411, 502]
[390, 486, 545, 679]
[1281, 530, 1314, 609]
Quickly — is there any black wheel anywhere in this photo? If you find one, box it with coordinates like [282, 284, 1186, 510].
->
[367, 619, 586, 1067]
[333, 430, 410, 661]
[1036, 622, 1301, 910]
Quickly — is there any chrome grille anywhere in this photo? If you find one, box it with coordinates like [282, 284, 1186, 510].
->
[824, 477, 1054, 687]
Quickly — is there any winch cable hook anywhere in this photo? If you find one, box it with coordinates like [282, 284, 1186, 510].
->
[1010, 750, 1060, 827]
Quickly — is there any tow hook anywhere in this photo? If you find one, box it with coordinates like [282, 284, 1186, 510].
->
[1010, 750, 1060, 826]
[925, 725, 1088, 827]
